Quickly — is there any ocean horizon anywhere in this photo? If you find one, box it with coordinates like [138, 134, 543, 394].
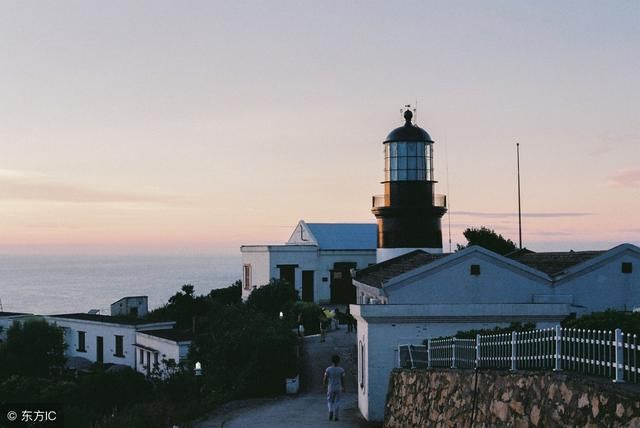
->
[0, 253, 240, 315]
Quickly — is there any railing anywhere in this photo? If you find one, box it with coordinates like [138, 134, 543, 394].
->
[372, 194, 447, 209]
[397, 326, 639, 384]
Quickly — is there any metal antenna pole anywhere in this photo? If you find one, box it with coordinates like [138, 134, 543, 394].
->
[517, 143, 522, 249]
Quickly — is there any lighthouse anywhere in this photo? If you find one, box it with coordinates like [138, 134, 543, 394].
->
[371, 108, 447, 262]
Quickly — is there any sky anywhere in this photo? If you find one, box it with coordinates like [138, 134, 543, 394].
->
[0, 0, 638, 255]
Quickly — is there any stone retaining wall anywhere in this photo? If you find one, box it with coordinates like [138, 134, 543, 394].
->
[384, 369, 640, 427]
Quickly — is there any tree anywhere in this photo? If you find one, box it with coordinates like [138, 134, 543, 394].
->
[456, 226, 517, 255]
[0, 318, 66, 380]
[189, 303, 298, 398]
[209, 280, 242, 305]
[246, 279, 298, 320]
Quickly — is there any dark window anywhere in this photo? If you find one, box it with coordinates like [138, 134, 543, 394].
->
[359, 341, 365, 390]
[470, 264, 481, 276]
[77, 331, 86, 352]
[114, 335, 124, 357]
[139, 349, 144, 366]
[243, 264, 252, 290]
[278, 265, 296, 288]
[622, 262, 633, 274]
[154, 353, 159, 366]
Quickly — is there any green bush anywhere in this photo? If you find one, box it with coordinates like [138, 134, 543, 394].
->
[290, 301, 323, 335]
[0, 318, 66, 381]
[562, 310, 640, 336]
[246, 279, 298, 319]
[209, 280, 242, 305]
[189, 302, 298, 397]
[426, 322, 537, 343]
[147, 282, 242, 328]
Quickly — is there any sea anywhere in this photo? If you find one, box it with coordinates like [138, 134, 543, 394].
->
[0, 254, 240, 315]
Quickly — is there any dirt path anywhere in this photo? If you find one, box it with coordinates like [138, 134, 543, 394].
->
[194, 326, 379, 428]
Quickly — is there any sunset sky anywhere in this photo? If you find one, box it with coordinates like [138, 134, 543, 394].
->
[1, 1, 638, 255]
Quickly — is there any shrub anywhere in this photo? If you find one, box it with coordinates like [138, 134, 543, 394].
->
[562, 310, 640, 336]
[189, 302, 298, 398]
[209, 280, 242, 305]
[0, 318, 66, 381]
[246, 279, 298, 319]
[290, 301, 323, 336]
[426, 322, 537, 343]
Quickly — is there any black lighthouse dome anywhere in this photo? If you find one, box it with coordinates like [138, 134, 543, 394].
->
[384, 110, 433, 143]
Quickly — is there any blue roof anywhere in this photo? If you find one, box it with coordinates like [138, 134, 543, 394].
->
[306, 223, 377, 250]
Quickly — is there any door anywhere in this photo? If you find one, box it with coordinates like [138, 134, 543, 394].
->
[302, 270, 314, 302]
[96, 336, 104, 364]
[330, 262, 357, 304]
[278, 265, 296, 289]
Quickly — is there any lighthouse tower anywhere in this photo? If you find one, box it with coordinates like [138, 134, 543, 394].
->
[372, 108, 447, 263]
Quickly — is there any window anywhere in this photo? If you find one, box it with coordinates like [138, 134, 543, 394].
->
[470, 264, 481, 276]
[114, 335, 124, 357]
[77, 331, 86, 352]
[154, 353, 159, 367]
[384, 142, 433, 182]
[622, 262, 633, 274]
[359, 341, 366, 390]
[243, 264, 252, 290]
[139, 349, 144, 366]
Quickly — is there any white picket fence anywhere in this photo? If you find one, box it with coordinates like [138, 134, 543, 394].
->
[397, 326, 639, 383]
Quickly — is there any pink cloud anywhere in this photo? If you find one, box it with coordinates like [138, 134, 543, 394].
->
[608, 168, 640, 188]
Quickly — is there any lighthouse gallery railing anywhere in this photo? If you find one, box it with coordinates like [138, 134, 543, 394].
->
[372, 194, 447, 209]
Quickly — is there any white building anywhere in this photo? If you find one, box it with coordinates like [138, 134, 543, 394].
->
[1, 296, 191, 376]
[47, 313, 177, 369]
[352, 243, 640, 421]
[240, 220, 377, 303]
[134, 329, 192, 378]
[111, 296, 149, 318]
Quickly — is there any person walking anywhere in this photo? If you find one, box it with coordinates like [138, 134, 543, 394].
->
[319, 310, 328, 342]
[323, 354, 345, 421]
[345, 306, 354, 333]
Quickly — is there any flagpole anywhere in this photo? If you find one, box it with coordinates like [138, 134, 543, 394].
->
[517, 143, 522, 249]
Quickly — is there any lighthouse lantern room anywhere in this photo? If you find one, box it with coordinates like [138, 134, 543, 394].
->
[372, 108, 447, 262]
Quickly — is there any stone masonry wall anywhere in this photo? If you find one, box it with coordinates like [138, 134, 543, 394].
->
[385, 369, 640, 427]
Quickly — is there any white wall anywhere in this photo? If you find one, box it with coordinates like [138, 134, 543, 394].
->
[317, 250, 376, 303]
[388, 252, 550, 305]
[135, 332, 190, 377]
[45, 317, 175, 370]
[240, 246, 271, 300]
[241, 245, 375, 303]
[556, 251, 640, 312]
[49, 318, 139, 367]
[110, 297, 148, 318]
